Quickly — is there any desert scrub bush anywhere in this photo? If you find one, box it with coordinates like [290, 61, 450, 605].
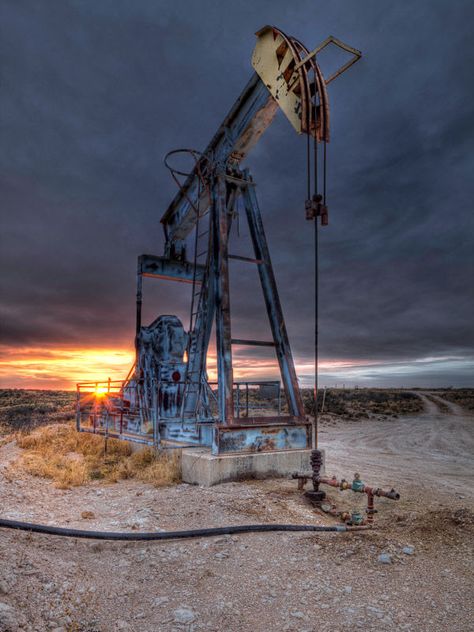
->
[435, 389, 474, 412]
[14, 423, 181, 489]
[301, 388, 424, 418]
[0, 389, 75, 433]
[302, 389, 348, 416]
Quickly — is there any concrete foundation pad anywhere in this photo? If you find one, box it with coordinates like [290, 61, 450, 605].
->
[181, 448, 325, 487]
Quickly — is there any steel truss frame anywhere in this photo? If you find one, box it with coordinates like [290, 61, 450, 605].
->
[77, 25, 361, 455]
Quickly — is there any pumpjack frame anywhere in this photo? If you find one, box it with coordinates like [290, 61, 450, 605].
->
[76, 25, 361, 455]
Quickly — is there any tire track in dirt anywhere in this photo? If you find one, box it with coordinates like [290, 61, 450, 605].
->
[320, 392, 474, 498]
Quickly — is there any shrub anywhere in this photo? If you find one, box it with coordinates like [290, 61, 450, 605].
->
[13, 423, 181, 489]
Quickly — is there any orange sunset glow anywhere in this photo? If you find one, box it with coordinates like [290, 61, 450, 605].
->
[0, 345, 135, 390]
[0, 342, 370, 391]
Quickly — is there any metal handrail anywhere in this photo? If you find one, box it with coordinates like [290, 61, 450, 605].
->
[76, 377, 284, 446]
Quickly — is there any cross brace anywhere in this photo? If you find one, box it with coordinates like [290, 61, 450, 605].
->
[210, 170, 305, 425]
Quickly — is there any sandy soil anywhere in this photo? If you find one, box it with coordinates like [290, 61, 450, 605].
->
[0, 393, 473, 632]
[320, 392, 474, 498]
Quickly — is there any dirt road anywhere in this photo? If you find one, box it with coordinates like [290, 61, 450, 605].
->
[321, 392, 474, 498]
[0, 393, 472, 632]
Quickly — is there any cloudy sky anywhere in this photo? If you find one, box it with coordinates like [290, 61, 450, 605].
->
[1, 0, 473, 389]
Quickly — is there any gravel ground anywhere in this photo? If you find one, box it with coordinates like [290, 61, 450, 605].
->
[0, 393, 473, 632]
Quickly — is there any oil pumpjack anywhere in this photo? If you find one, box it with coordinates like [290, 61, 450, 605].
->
[76, 26, 361, 455]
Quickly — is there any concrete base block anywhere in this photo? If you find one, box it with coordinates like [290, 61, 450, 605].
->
[181, 448, 325, 487]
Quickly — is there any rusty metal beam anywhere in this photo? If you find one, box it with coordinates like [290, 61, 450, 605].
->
[161, 73, 278, 242]
[228, 254, 263, 264]
[231, 339, 275, 347]
[213, 420, 311, 455]
[298, 35, 362, 84]
[138, 254, 205, 284]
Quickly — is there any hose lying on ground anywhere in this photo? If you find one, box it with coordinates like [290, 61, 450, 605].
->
[0, 518, 370, 541]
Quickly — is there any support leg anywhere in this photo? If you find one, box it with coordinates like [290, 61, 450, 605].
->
[212, 175, 234, 424]
[242, 173, 305, 419]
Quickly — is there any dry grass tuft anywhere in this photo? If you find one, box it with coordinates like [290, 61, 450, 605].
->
[14, 423, 181, 489]
[134, 449, 181, 486]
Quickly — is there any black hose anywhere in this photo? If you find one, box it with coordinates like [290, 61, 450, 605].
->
[0, 518, 363, 541]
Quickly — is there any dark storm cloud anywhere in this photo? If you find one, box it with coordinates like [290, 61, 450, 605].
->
[1, 0, 473, 384]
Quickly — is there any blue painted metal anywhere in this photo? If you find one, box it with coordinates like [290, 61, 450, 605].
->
[160, 73, 278, 245]
[139, 254, 205, 284]
[213, 420, 311, 455]
[213, 173, 234, 424]
[158, 420, 213, 447]
[78, 170, 309, 453]
[132, 316, 187, 427]
[241, 171, 305, 420]
[351, 474, 365, 492]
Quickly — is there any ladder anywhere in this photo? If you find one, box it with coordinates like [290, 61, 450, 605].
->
[181, 180, 240, 420]
[180, 190, 213, 419]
